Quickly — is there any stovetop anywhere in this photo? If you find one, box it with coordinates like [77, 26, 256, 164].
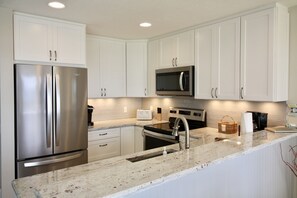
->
[143, 107, 207, 136]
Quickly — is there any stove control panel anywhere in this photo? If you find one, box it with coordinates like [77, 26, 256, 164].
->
[169, 107, 206, 121]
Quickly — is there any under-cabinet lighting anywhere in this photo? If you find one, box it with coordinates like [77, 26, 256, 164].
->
[48, 1, 66, 9]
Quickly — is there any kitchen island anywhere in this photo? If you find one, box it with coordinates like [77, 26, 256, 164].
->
[12, 128, 297, 197]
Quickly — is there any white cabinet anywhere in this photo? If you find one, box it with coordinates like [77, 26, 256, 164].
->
[126, 41, 148, 97]
[86, 36, 126, 98]
[88, 128, 121, 162]
[147, 40, 160, 97]
[120, 126, 135, 155]
[160, 30, 194, 68]
[134, 126, 144, 152]
[240, 6, 289, 101]
[195, 18, 240, 100]
[14, 13, 86, 66]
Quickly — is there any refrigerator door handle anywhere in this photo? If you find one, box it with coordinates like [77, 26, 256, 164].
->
[55, 74, 61, 147]
[24, 152, 83, 168]
[46, 74, 52, 148]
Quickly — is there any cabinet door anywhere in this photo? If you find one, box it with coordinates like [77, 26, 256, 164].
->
[195, 26, 215, 99]
[100, 39, 126, 97]
[177, 30, 195, 66]
[14, 14, 52, 62]
[126, 41, 147, 97]
[216, 18, 240, 100]
[160, 36, 177, 68]
[120, 126, 135, 155]
[147, 40, 160, 97]
[55, 22, 86, 65]
[88, 137, 120, 162]
[134, 126, 144, 152]
[240, 9, 274, 101]
[86, 37, 100, 98]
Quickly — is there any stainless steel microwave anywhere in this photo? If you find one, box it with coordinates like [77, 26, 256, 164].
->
[156, 66, 194, 96]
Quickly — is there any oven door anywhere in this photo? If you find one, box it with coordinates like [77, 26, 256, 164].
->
[143, 130, 178, 150]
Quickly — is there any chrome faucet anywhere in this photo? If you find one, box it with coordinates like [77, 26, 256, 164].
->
[172, 116, 190, 149]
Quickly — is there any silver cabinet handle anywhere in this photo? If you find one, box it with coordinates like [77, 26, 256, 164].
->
[215, 88, 218, 98]
[104, 88, 106, 97]
[24, 152, 83, 167]
[144, 88, 147, 96]
[54, 74, 60, 147]
[175, 57, 177, 66]
[49, 50, 52, 61]
[179, 72, 184, 91]
[101, 88, 103, 97]
[99, 133, 107, 136]
[54, 50, 57, 61]
[172, 58, 175, 67]
[99, 144, 108, 147]
[45, 74, 52, 148]
[240, 87, 244, 99]
[211, 88, 214, 98]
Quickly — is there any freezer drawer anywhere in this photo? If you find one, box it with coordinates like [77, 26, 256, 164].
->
[16, 150, 87, 178]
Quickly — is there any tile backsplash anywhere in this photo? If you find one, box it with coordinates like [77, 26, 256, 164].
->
[142, 98, 287, 128]
[88, 98, 142, 121]
[88, 97, 287, 128]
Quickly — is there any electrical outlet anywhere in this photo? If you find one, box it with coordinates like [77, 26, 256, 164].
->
[124, 106, 127, 113]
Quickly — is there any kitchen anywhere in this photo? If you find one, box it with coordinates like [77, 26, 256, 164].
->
[1, 0, 297, 197]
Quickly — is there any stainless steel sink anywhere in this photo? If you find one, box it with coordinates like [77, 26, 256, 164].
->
[126, 149, 178, 163]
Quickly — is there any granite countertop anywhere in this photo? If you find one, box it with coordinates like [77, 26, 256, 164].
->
[88, 118, 168, 131]
[12, 128, 297, 198]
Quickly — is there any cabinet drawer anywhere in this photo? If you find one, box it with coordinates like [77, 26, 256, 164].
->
[88, 128, 120, 141]
[88, 137, 120, 162]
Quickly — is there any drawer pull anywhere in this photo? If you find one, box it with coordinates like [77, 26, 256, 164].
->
[99, 144, 107, 147]
[99, 133, 107, 136]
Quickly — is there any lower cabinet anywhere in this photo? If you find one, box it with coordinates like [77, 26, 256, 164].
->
[120, 126, 135, 155]
[88, 126, 144, 162]
[134, 126, 144, 152]
[88, 128, 121, 162]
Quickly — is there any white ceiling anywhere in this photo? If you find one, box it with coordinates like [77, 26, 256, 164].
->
[0, 0, 297, 39]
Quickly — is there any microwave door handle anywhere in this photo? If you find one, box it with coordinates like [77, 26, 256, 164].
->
[179, 72, 184, 91]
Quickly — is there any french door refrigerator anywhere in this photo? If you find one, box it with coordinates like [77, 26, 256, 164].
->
[15, 64, 88, 178]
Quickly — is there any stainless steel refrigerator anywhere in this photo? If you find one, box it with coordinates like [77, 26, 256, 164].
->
[15, 64, 88, 178]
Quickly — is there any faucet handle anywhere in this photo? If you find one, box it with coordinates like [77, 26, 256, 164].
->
[172, 126, 180, 136]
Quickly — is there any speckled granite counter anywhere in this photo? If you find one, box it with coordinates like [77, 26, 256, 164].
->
[88, 118, 168, 131]
[12, 128, 297, 198]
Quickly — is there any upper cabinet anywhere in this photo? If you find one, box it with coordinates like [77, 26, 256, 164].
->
[147, 40, 160, 97]
[126, 41, 148, 97]
[195, 4, 288, 102]
[14, 13, 86, 66]
[195, 18, 240, 100]
[87, 36, 126, 98]
[159, 30, 194, 68]
[240, 5, 289, 101]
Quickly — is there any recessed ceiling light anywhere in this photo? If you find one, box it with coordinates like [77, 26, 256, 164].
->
[139, 22, 152, 28]
[48, 1, 66, 9]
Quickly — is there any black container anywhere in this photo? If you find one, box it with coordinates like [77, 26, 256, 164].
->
[88, 105, 94, 126]
[247, 111, 268, 131]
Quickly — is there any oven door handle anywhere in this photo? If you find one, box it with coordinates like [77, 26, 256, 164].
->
[143, 130, 178, 143]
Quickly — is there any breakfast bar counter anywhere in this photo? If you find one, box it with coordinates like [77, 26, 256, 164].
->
[12, 128, 297, 197]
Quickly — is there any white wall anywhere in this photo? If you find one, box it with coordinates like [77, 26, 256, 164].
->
[0, 7, 15, 198]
